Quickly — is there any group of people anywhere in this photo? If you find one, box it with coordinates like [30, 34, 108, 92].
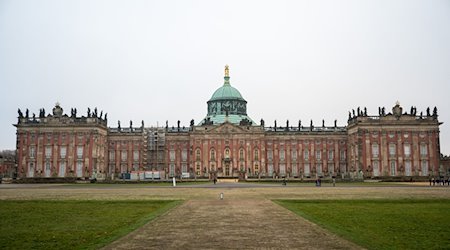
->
[429, 177, 450, 186]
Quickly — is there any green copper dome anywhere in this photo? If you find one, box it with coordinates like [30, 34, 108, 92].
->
[209, 78, 244, 101]
[200, 65, 255, 126]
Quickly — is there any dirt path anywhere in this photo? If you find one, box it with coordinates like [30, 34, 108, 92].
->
[104, 199, 363, 250]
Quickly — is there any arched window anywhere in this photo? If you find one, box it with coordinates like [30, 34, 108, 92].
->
[196, 149, 201, 161]
[210, 149, 216, 161]
[225, 148, 230, 158]
[239, 148, 244, 161]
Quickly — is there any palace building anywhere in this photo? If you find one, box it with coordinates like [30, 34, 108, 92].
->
[14, 66, 444, 180]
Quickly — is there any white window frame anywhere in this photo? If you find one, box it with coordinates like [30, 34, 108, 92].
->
[77, 146, 83, 159]
[304, 149, 309, 161]
[59, 161, 66, 177]
[404, 144, 411, 157]
[372, 144, 379, 158]
[279, 149, 285, 161]
[29, 146, 36, 158]
[169, 150, 175, 162]
[291, 149, 297, 161]
[420, 144, 428, 157]
[60, 146, 67, 159]
[182, 149, 188, 161]
[328, 150, 334, 161]
[315, 150, 321, 161]
[121, 150, 127, 162]
[405, 161, 412, 176]
[389, 144, 396, 157]
[133, 150, 139, 161]
[45, 146, 52, 158]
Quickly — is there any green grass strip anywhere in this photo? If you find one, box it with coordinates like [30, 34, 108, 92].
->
[276, 199, 450, 250]
[0, 200, 181, 249]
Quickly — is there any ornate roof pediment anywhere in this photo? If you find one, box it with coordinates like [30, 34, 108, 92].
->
[206, 122, 247, 134]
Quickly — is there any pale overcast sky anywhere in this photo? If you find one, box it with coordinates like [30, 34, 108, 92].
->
[1, 0, 449, 153]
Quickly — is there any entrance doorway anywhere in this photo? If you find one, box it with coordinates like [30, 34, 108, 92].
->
[225, 163, 230, 176]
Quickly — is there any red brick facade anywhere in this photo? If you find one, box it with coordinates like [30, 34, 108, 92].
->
[14, 104, 442, 180]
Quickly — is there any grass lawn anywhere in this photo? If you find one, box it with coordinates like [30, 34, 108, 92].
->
[276, 199, 450, 249]
[0, 200, 180, 249]
[65, 181, 211, 188]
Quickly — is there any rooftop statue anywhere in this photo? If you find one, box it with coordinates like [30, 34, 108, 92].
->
[225, 65, 229, 77]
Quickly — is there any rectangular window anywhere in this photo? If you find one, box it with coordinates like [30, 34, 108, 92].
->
[133, 163, 139, 171]
[45, 146, 52, 158]
[182, 163, 187, 173]
[328, 163, 334, 174]
[77, 161, 83, 177]
[292, 163, 298, 176]
[121, 150, 127, 161]
[182, 149, 188, 161]
[372, 144, 379, 158]
[133, 150, 139, 161]
[59, 161, 66, 177]
[390, 161, 396, 176]
[421, 160, 428, 176]
[279, 164, 286, 175]
[46, 134, 52, 144]
[304, 149, 309, 161]
[291, 150, 297, 161]
[109, 151, 115, 161]
[29, 146, 36, 158]
[44, 162, 51, 177]
[169, 150, 175, 161]
[316, 163, 322, 175]
[405, 161, 412, 176]
[373, 161, 380, 177]
[420, 144, 428, 157]
[28, 162, 35, 177]
[340, 150, 346, 161]
[169, 164, 175, 176]
[77, 146, 83, 159]
[315, 150, 321, 161]
[268, 163, 274, 176]
[304, 163, 310, 176]
[279, 149, 285, 161]
[404, 144, 411, 157]
[60, 146, 67, 159]
[268, 150, 273, 161]
[328, 150, 334, 161]
[389, 144, 396, 157]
